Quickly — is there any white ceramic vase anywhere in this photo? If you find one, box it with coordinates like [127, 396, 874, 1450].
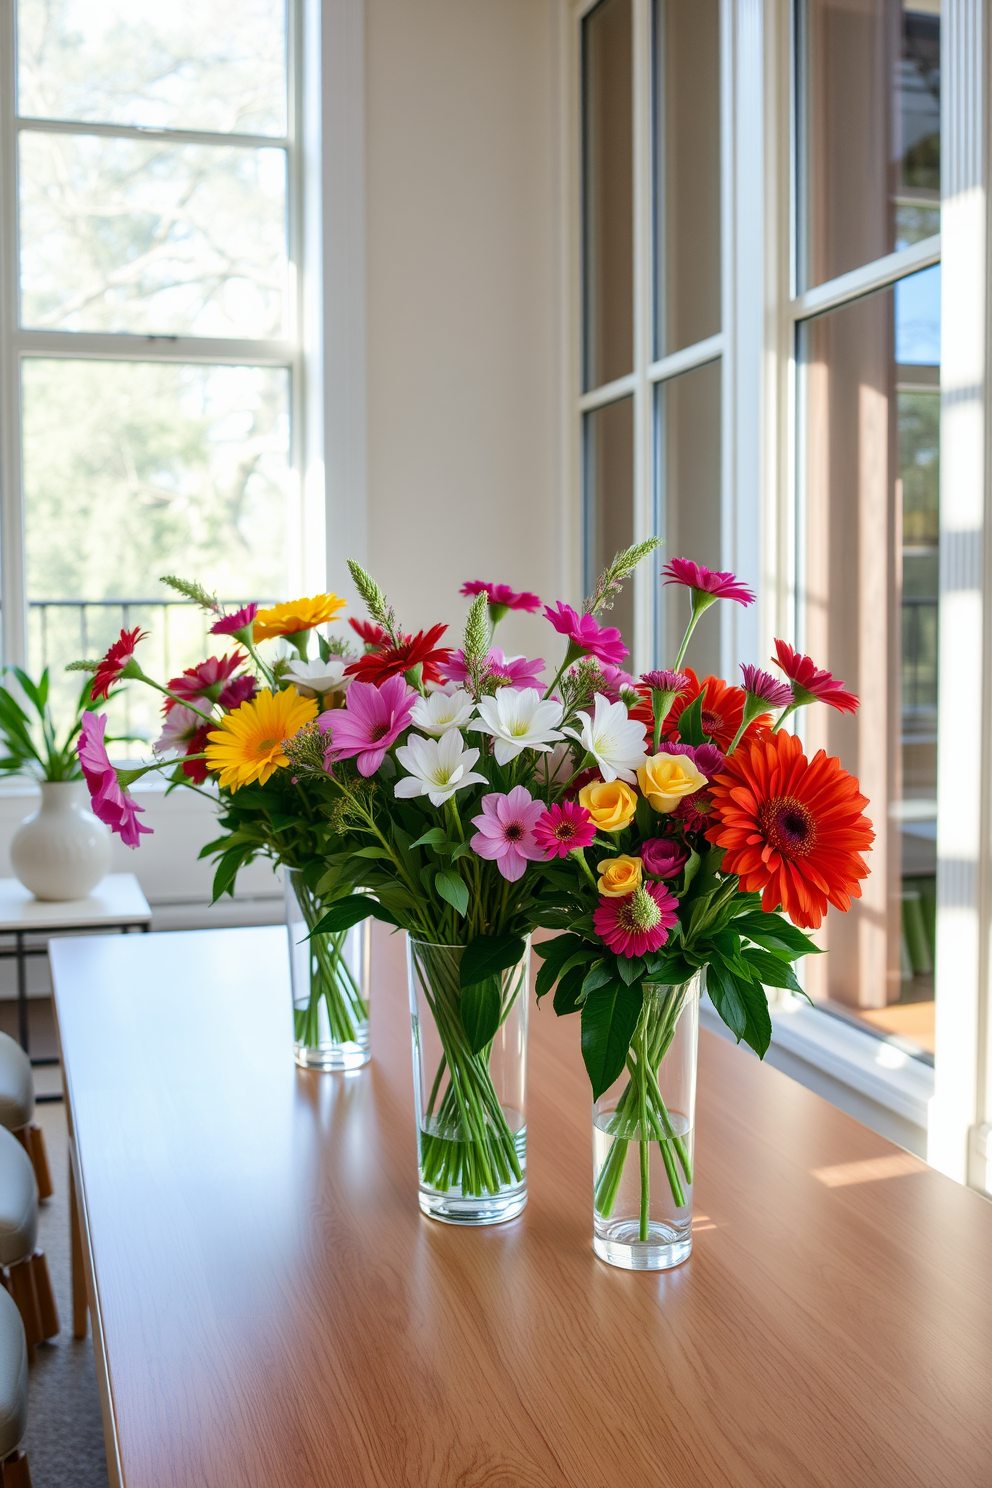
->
[10, 781, 112, 901]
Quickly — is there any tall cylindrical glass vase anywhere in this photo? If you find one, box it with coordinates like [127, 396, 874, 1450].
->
[592, 970, 702, 1270]
[407, 935, 529, 1226]
[286, 868, 371, 1071]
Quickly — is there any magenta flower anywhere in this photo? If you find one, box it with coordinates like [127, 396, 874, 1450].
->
[544, 602, 628, 667]
[640, 838, 688, 880]
[662, 559, 755, 607]
[167, 653, 246, 709]
[740, 664, 792, 708]
[533, 801, 596, 859]
[662, 740, 725, 780]
[593, 882, 679, 958]
[440, 647, 545, 689]
[641, 669, 689, 694]
[78, 713, 152, 849]
[218, 674, 257, 710]
[320, 674, 415, 776]
[470, 786, 545, 882]
[773, 639, 859, 714]
[210, 603, 259, 636]
[460, 581, 542, 616]
[572, 661, 635, 704]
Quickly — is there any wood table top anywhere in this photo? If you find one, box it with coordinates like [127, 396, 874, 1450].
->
[50, 924, 992, 1488]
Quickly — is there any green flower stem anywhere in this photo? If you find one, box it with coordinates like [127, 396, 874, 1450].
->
[673, 590, 717, 671]
[291, 876, 368, 1048]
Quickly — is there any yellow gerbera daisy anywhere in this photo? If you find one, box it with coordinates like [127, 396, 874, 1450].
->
[205, 687, 318, 791]
[253, 593, 346, 642]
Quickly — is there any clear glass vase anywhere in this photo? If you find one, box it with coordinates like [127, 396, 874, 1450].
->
[286, 868, 371, 1071]
[592, 970, 702, 1270]
[407, 934, 529, 1226]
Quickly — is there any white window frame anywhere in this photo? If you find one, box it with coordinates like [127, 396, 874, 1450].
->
[566, 0, 992, 1188]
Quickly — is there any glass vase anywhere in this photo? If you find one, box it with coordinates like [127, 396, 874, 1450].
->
[592, 970, 702, 1270]
[286, 868, 371, 1071]
[407, 935, 529, 1226]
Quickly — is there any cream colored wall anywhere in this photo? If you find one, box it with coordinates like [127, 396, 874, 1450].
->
[363, 0, 563, 662]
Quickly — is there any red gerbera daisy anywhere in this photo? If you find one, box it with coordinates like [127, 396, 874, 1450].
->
[705, 730, 874, 930]
[660, 669, 770, 753]
[164, 653, 247, 712]
[349, 617, 388, 649]
[346, 623, 451, 686]
[773, 639, 859, 714]
[92, 627, 147, 702]
[181, 725, 213, 785]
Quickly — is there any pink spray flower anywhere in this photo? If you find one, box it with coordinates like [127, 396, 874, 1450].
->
[543, 602, 628, 667]
[470, 786, 545, 882]
[218, 674, 257, 710]
[772, 639, 859, 714]
[740, 663, 793, 708]
[319, 674, 415, 777]
[532, 801, 596, 859]
[662, 740, 726, 780]
[641, 669, 690, 695]
[440, 647, 545, 689]
[165, 653, 247, 711]
[210, 603, 259, 636]
[460, 581, 542, 616]
[662, 559, 755, 607]
[593, 881, 679, 958]
[640, 838, 689, 880]
[77, 713, 152, 849]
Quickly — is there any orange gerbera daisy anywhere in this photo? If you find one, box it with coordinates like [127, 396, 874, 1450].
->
[253, 594, 346, 642]
[631, 668, 771, 753]
[705, 730, 874, 929]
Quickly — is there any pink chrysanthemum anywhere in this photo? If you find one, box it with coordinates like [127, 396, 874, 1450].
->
[320, 674, 414, 777]
[674, 790, 715, 835]
[470, 786, 545, 882]
[533, 801, 596, 859]
[544, 601, 628, 667]
[210, 603, 258, 636]
[218, 674, 257, 710]
[772, 639, 859, 714]
[662, 559, 755, 607]
[78, 713, 152, 849]
[740, 663, 793, 708]
[460, 581, 542, 615]
[593, 882, 679, 958]
[641, 669, 689, 694]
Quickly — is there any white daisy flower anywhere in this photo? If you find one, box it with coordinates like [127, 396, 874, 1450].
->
[394, 730, 487, 806]
[565, 693, 647, 784]
[472, 688, 565, 766]
[410, 688, 476, 737]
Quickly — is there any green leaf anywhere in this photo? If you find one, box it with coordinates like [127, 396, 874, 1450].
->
[737, 976, 773, 1057]
[732, 912, 821, 958]
[677, 692, 704, 745]
[616, 955, 644, 986]
[211, 851, 246, 902]
[353, 845, 393, 859]
[460, 977, 502, 1053]
[435, 869, 469, 917]
[634, 793, 656, 838]
[308, 895, 398, 935]
[409, 826, 451, 850]
[534, 933, 586, 998]
[554, 965, 587, 1016]
[450, 840, 475, 861]
[459, 934, 526, 989]
[705, 958, 749, 1040]
[581, 983, 643, 1099]
[580, 960, 614, 996]
[742, 947, 802, 993]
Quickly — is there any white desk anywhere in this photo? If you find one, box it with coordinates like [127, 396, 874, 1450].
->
[0, 874, 150, 1089]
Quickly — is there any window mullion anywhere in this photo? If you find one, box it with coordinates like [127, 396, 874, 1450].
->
[0, 0, 26, 667]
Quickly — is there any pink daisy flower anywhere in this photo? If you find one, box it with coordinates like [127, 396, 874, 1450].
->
[532, 801, 596, 859]
[640, 838, 688, 880]
[772, 639, 859, 714]
[218, 674, 257, 710]
[543, 602, 628, 667]
[210, 603, 258, 636]
[641, 669, 689, 694]
[460, 581, 542, 616]
[165, 653, 247, 711]
[77, 713, 152, 849]
[470, 786, 545, 882]
[319, 674, 414, 777]
[740, 663, 792, 708]
[593, 882, 679, 958]
[662, 559, 755, 607]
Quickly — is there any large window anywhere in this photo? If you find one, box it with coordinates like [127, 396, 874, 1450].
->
[0, 0, 300, 737]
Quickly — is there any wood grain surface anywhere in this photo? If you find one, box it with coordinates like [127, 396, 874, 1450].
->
[50, 924, 992, 1488]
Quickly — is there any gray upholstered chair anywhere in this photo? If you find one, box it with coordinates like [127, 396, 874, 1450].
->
[0, 1129, 56, 1357]
[0, 1286, 30, 1486]
[0, 1037, 50, 1203]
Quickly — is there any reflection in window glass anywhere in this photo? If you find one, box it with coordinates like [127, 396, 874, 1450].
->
[16, 0, 287, 136]
[801, 0, 941, 290]
[656, 359, 721, 676]
[800, 266, 939, 1060]
[584, 397, 634, 646]
[18, 133, 287, 338]
[582, 0, 633, 391]
[654, 0, 721, 358]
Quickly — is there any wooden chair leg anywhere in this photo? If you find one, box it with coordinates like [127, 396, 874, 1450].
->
[69, 1165, 88, 1339]
[0, 1449, 32, 1487]
[28, 1254, 57, 1341]
[25, 1129, 52, 1203]
[5, 1264, 39, 1354]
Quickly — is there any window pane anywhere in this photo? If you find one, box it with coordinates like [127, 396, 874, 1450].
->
[654, 0, 721, 357]
[18, 131, 287, 338]
[582, 0, 633, 391]
[584, 397, 634, 646]
[656, 359, 721, 676]
[800, 265, 939, 1061]
[16, 0, 287, 136]
[801, 0, 941, 290]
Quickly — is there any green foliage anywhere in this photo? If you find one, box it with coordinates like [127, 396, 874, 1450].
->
[583, 537, 662, 618]
[347, 559, 398, 641]
[581, 983, 644, 1099]
[0, 667, 104, 782]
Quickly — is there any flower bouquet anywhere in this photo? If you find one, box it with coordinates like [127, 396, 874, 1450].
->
[68, 581, 375, 1069]
[527, 558, 874, 1269]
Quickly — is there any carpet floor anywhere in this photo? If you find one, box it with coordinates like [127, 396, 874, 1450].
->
[25, 1100, 110, 1487]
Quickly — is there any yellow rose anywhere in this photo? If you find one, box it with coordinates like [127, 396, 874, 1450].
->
[578, 778, 638, 832]
[597, 854, 643, 898]
[636, 751, 707, 813]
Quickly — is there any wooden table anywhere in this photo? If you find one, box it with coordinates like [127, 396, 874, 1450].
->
[50, 925, 992, 1488]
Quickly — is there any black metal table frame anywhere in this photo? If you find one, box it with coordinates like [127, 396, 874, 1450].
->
[0, 921, 150, 1102]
